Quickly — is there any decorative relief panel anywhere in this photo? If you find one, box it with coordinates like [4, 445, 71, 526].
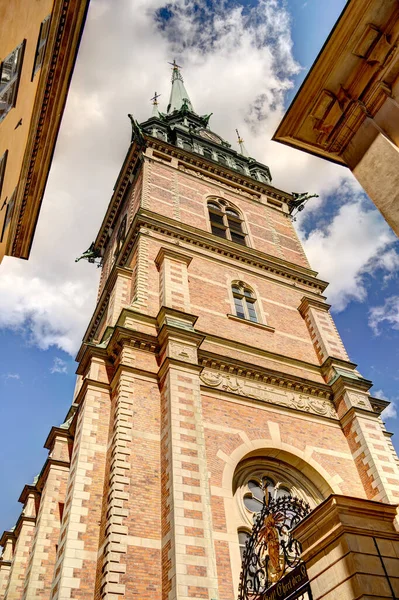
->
[169, 341, 197, 363]
[346, 391, 372, 411]
[200, 370, 337, 419]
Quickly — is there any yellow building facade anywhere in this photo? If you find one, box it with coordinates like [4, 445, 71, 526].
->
[273, 0, 399, 237]
[0, 0, 90, 263]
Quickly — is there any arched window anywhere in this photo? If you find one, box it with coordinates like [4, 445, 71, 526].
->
[207, 199, 246, 245]
[217, 153, 228, 166]
[234, 457, 326, 575]
[232, 282, 258, 323]
[182, 140, 192, 152]
[202, 146, 213, 160]
[238, 529, 250, 560]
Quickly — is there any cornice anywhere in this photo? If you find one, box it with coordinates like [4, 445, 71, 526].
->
[146, 136, 294, 203]
[93, 132, 298, 254]
[273, 0, 399, 163]
[18, 485, 39, 505]
[44, 426, 72, 451]
[9, 0, 91, 259]
[198, 351, 331, 400]
[83, 212, 327, 346]
[125, 210, 326, 289]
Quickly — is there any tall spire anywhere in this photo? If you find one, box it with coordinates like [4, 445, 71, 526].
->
[167, 60, 194, 114]
[151, 91, 161, 117]
[236, 129, 249, 157]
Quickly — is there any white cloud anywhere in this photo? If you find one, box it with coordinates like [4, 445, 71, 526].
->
[369, 296, 399, 335]
[0, 0, 395, 354]
[300, 188, 398, 312]
[373, 389, 397, 420]
[50, 357, 69, 375]
[1, 373, 21, 382]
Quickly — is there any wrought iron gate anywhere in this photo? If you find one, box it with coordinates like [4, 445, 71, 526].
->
[238, 479, 312, 600]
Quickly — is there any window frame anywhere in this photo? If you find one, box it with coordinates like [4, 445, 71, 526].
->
[207, 199, 247, 246]
[1, 187, 16, 243]
[0, 150, 8, 199]
[232, 282, 258, 323]
[31, 15, 51, 80]
[0, 40, 25, 123]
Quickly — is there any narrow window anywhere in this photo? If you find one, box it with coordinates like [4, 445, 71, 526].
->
[0, 150, 8, 199]
[1, 188, 16, 243]
[225, 208, 246, 245]
[207, 200, 247, 246]
[32, 16, 51, 79]
[202, 147, 213, 160]
[208, 201, 227, 239]
[238, 529, 250, 561]
[232, 282, 258, 323]
[0, 41, 25, 122]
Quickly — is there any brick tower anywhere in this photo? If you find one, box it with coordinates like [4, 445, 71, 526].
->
[1, 63, 399, 600]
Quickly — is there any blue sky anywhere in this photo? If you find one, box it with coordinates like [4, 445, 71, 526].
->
[1, 0, 398, 535]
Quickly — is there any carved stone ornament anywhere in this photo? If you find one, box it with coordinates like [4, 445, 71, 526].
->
[346, 392, 372, 410]
[200, 370, 338, 419]
[169, 341, 197, 363]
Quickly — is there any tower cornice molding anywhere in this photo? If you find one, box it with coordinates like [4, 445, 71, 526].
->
[198, 352, 332, 401]
[121, 210, 328, 290]
[93, 132, 299, 254]
[83, 215, 328, 347]
[146, 136, 291, 202]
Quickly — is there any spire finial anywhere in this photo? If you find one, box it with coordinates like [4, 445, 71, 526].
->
[150, 91, 161, 117]
[236, 128, 249, 157]
[166, 60, 194, 114]
[151, 91, 161, 106]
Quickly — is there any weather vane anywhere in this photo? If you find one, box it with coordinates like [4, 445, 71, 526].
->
[151, 91, 161, 105]
[236, 128, 244, 144]
[168, 59, 182, 70]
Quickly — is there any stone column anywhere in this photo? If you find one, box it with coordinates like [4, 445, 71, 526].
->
[50, 368, 111, 600]
[295, 495, 399, 600]
[0, 532, 15, 599]
[4, 489, 38, 600]
[157, 307, 220, 600]
[22, 429, 71, 600]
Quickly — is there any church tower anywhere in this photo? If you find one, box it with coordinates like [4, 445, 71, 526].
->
[1, 63, 399, 600]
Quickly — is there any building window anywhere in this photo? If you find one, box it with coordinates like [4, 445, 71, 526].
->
[182, 140, 192, 152]
[32, 15, 51, 79]
[202, 147, 213, 160]
[114, 214, 127, 258]
[217, 153, 228, 166]
[1, 188, 16, 243]
[238, 529, 250, 560]
[207, 199, 246, 245]
[232, 282, 258, 323]
[0, 41, 25, 123]
[0, 150, 8, 199]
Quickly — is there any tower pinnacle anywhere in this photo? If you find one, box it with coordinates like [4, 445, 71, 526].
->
[167, 60, 194, 114]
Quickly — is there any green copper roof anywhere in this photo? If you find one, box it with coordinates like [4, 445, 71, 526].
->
[167, 62, 194, 114]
